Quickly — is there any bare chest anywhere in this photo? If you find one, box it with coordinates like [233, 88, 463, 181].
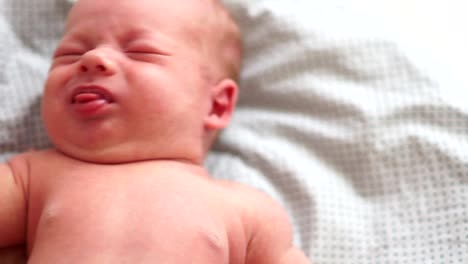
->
[26, 164, 233, 263]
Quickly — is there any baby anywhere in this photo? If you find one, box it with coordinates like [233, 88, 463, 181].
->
[0, 0, 310, 263]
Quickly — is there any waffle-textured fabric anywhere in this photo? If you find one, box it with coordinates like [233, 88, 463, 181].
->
[1, 0, 468, 263]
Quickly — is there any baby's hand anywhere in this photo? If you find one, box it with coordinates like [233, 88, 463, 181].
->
[0, 245, 27, 264]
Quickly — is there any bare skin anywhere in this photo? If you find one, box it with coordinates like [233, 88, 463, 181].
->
[1, 149, 309, 263]
[0, 0, 310, 263]
[0, 246, 26, 264]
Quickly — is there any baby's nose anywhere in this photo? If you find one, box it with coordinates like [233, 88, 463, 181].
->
[79, 48, 117, 76]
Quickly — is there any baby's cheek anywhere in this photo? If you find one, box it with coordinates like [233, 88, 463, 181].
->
[44, 65, 74, 94]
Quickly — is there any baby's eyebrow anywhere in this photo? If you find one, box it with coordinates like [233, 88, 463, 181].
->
[120, 28, 159, 44]
[117, 28, 179, 57]
[121, 28, 175, 47]
[121, 28, 147, 41]
[53, 37, 86, 56]
[58, 30, 93, 49]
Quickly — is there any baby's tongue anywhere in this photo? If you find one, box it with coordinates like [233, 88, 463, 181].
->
[74, 93, 107, 104]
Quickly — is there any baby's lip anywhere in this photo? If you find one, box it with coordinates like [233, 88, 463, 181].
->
[70, 85, 115, 104]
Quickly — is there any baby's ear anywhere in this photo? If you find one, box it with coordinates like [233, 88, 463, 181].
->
[204, 79, 238, 130]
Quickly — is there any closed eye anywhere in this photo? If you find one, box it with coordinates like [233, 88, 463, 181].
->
[125, 49, 171, 62]
[52, 50, 83, 65]
[53, 48, 84, 59]
[125, 43, 171, 56]
[126, 51, 159, 55]
[54, 53, 82, 59]
[126, 48, 170, 55]
[53, 43, 85, 57]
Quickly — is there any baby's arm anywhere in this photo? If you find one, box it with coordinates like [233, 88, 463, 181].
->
[0, 159, 28, 248]
[245, 192, 310, 264]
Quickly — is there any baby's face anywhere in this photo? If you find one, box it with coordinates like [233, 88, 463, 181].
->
[42, 0, 220, 163]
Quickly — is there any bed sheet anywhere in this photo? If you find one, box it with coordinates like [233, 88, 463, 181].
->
[1, 0, 468, 263]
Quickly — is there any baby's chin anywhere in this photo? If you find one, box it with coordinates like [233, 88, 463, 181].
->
[52, 141, 204, 165]
[57, 147, 143, 164]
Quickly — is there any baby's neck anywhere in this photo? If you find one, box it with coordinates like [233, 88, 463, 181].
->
[45, 147, 212, 179]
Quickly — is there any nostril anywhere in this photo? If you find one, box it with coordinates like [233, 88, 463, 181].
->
[97, 65, 106, 71]
[80, 65, 88, 72]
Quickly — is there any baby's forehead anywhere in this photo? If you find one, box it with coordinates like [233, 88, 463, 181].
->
[69, 0, 216, 21]
[67, 0, 219, 38]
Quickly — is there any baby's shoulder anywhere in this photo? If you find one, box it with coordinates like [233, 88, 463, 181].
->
[6, 150, 37, 177]
[213, 180, 295, 258]
[7, 148, 81, 182]
[9, 148, 63, 164]
[214, 179, 266, 202]
[213, 179, 287, 221]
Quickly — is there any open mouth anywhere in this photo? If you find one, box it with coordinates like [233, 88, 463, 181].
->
[71, 86, 114, 104]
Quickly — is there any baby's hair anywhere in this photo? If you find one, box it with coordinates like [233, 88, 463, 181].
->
[201, 0, 243, 83]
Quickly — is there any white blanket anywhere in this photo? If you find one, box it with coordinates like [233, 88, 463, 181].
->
[1, 0, 467, 262]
